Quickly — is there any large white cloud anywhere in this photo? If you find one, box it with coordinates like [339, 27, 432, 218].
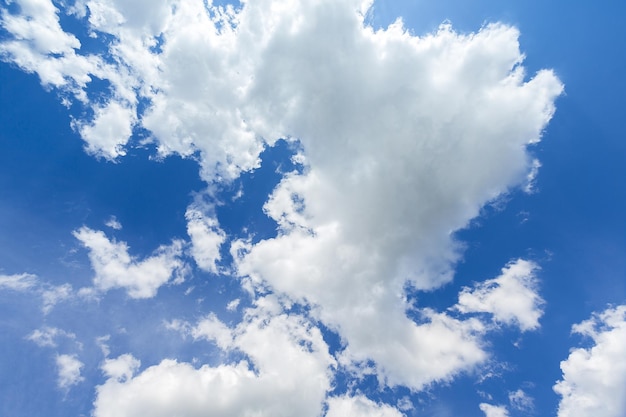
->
[73, 227, 186, 298]
[94, 296, 335, 417]
[553, 305, 626, 417]
[228, 2, 560, 389]
[1, 0, 562, 183]
[455, 259, 544, 331]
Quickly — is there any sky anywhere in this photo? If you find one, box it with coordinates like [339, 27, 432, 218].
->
[0, 0, 625, 416]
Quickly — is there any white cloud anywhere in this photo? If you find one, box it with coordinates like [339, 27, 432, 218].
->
[553, 305, 626, 417]
[73, 100, 135, 159]
[0, 0, 90, 90]
[0, 273, 73, 313]
[0, 273, 37, 291]
[105, 216, 123, 230]
[185, 206, 226, 274]
[479, 403, 509, 417]
[189, 313, 233, 350]
[56, 354, 84, 389]
[1, 0, 562, 184]
[508, 389, 534, 411]
[101, 353, 141, 383]
[41, 283, 73, 314]
[227, 1, 559, 391]
[27, 326, 76, 348]
[455, 259, 544, 331]
[326, 395, 404, 417]
[226, 298, 240, 311]
[94, 297, 335, 417]
[0, 0, 140, 159]
[73, 227, 186, 298]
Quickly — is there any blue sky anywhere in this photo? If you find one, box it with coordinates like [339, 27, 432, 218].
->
[1, 1, 625, 417]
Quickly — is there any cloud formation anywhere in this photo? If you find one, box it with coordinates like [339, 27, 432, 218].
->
[480, 403, 509, 417]
[95, 296, 334, 417]
[554, 305, 626, 417]
[456, 259, 544, 331]
[56, 354, 84, 389]
[0, 273, 37, 291]
[73, 227, 186, 298]
[185, 206, 226, 274]
[326, 395, 404, 417]
[0, 0, 564, 413]
[27, 326, 77, 348]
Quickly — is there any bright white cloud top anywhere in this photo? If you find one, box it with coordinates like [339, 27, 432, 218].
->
[554, 305, 626, 417]
[1, 0, 623, 416]
[456, 259, 544, 331]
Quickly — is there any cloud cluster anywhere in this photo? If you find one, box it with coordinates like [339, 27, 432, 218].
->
[1, 0, 563, 414]
[554, 305, 626, 417]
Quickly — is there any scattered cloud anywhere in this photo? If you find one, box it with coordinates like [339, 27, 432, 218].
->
[455, 259, 544, 331]
[554, 305, 626, 417]
[73, 227, 187, 298]
[56, 354, 84, 389]
[479, 403, 509, 417]
[101, 353, 141, 383]
[41, 283, 74, 314]
[0, 273, 74, 313]
[508, 388, 534, 412]
[326, 394, 404, 417]
[105, 216, 122, 230]
[0, 273, 38, 291]
[226, 298, 240, 312]
[27, 326, 77, 348]
[185, 205, 226, 274]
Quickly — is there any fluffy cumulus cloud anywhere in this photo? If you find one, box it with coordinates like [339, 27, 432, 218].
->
[455, 259, 544, 331]
[0, 0, 564, 413]
[185, 205, 226, 274]
[56, 354, 84, 389]
[95, 296, 335, 417]
[553, 305, 626, 417]
[73, 227, 186, 298]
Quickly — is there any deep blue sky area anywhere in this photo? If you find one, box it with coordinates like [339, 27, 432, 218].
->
[0, 1, 625, 417]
